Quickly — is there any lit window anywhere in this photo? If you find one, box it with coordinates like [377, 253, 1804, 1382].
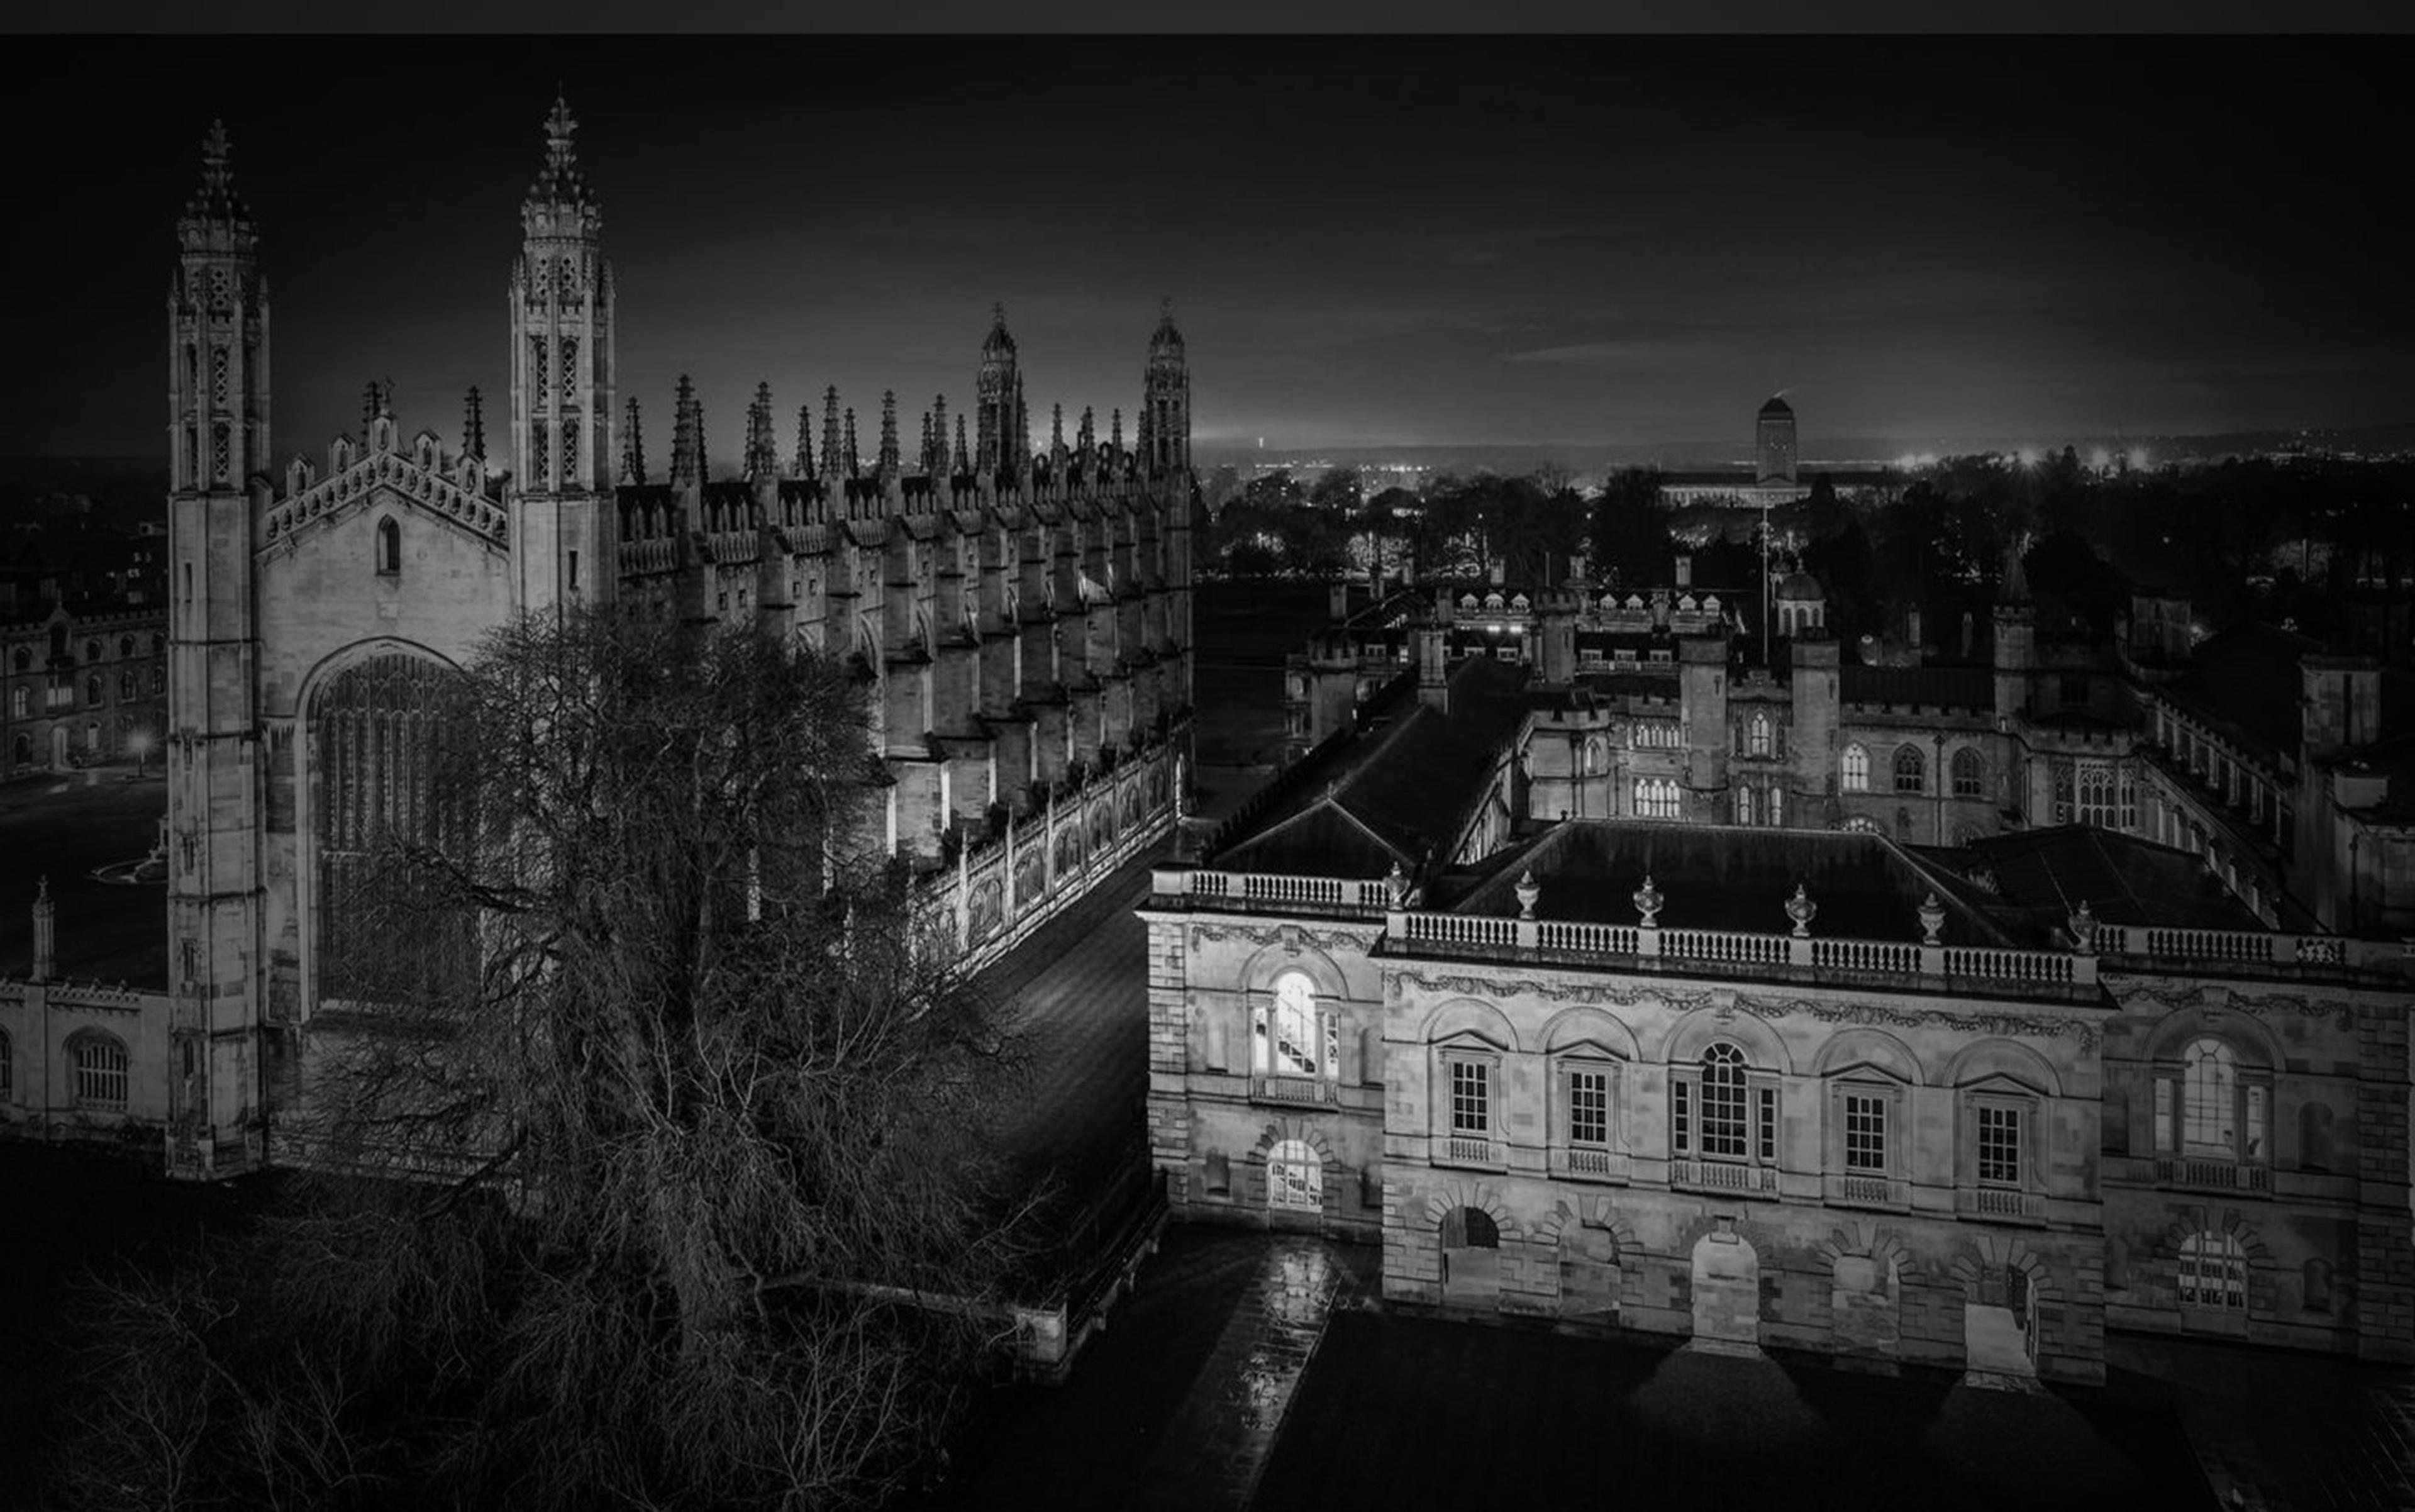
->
[1567, 1065, 1612, 1148]
[1267, 1137, 1323, 1212]
[2177, 1231, 2248, 1311]
[1748, 711, 1772, 757]
[1253, 971, 1340, 1098]
[1635, 777, 1680, 820]
[376, 518, 401, 575]
[1841, 743, 1869, 791]
[1701, 1043, 1748, 1158]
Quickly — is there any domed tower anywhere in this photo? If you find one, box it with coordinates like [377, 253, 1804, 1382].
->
[1756, 394, 1797, 487]
[510, 95, 616, 611]
[1139, 298, 1190, 481]
[974, 305, 1026, 477]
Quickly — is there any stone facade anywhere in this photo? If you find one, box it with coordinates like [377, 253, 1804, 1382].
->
[154, 104, 1194, 1177]
[1143, 825, 2415, 1381]
[1, 605, 168, 774]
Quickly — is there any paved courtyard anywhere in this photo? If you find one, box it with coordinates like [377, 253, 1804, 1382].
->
[0, 767, 168, 986]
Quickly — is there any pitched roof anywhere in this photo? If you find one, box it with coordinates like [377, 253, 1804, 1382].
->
[1906, 825, 2267, 943]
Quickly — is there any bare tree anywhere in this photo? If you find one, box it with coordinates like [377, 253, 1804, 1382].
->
[53, 606, 1038, 1511]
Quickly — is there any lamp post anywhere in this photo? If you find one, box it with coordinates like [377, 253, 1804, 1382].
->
[129, 728, 151, 778]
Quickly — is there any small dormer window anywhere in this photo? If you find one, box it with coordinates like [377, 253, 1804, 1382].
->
[376, 518, 401, 576]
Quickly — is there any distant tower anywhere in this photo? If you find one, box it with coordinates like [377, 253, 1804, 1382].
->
[1757, 395, 1797, 486]
[166, 121, 270, 1175]
[1140, 298, 1191, 480]
[975, 304, 1026, 477]
[510, 95, 616, 609]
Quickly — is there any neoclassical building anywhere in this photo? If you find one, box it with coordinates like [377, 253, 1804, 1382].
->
[1156, 654, 2414, 1379]
[9, 103, 1196, 1176]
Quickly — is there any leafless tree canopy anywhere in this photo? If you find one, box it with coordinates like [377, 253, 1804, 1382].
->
[53, 608, 1036, 1511]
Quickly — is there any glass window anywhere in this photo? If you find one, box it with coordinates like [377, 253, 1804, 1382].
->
[2183, 1039, 2237, 1153]
[1269, 972, 1321, 1078]
[1951, 747, 1983, 798]
[1893, 744, 1925, 793]
[1451, 1059, 1490, 1137]
[1569, 1068, 1609, 1147]
[1977, 1104, 2023, 1186]
[2177, 1231, 2247, 1310]
[72, 1034, 129, 1108]
[1845, 1092, 1886, 1171]
[1748, 711, 1772, 757]
[1701, 1043, 1748, 1159]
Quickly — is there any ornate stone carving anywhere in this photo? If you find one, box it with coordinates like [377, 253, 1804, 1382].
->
[1632, 873, 1663, 928]
[1785, 883, 1818, 938]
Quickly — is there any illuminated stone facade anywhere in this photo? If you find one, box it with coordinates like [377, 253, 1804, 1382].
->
[152, 104, 1194, 1177]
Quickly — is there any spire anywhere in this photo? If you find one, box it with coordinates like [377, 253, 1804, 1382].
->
[462, 387, 487, 460]
[621, 395, 646, 484]
[528, 93, 591, 207]
[931, 394, 950, 474]
[843, 407, 860, 479]
[362, 379, 393, 430]
[793, 404, 815, 479]
[1051, 403, 1066, 465]
[821, 387, 843, 482]
[953, 414, 970, 476]
[1150, 294, 1184, 355]
[1110, 407, 1124, 453]
[876, 392, 900, 479]
[670, 374, 702, 489]
[745, 381, 777, 481]
[983, 301, 1016, 357]
[1078, 405, 1096, 453]
[179, 120, 253, 233]
[919, 410, 935, 473]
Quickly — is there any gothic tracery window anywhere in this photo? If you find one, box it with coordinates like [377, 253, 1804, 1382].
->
[1893, 743, 1925, 793]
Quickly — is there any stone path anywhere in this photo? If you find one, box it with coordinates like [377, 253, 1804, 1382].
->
[1128, 1235, 1370, 1511]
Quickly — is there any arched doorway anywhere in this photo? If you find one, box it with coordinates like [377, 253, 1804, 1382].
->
[1690, 1228, 1761, 1346]
[1440, 1206, 1501, 1307]
[1267, 1138, 1323, 1216]
[1963, 1262, 2040, 1377]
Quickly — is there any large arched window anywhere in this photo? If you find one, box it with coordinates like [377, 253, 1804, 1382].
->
[1635, 778, 1680, 820]
[71, 1033, 129, 1108]
[1841, 742, 1869, 792]
[2153, 1037, 2268, 1172]
[2184, 1039, 2235, 1150]
[1892, 744, 1925, 793]
[1267, 1138, 1323, 1211]
[84, 674, 103, 706]
[1671, 1041, 1779, 1187]
[2177, 1231, 2247, 1311]
[2077, 764, 2116, 828]
[1951, 747, 1984, 799]
[376, 516, 402, 576]
[312, 652, 477, 1006]
[1253, 970, 1338, 1094]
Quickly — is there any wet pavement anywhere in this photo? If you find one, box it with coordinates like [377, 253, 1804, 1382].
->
[1128, 1235, 1375, 1511]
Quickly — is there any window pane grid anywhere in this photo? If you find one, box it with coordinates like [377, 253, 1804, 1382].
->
[1451, 1060, 1489, 1137]
[1845, 1093, 1886, 1171]
[1701, 1045, 1746, 1159]
[1977, 1104, 2022, 1186]
[1569, 1070, 1609, 1147]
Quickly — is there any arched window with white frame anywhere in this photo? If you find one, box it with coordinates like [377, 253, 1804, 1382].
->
[1747, 711, 1772, 757]
[1267, 1138, 1323, 1212]
[1841, 742, 1869, 792]
[2153, 1036, 2268, 1171]
[2177, 1231, 2248, 1311]
[1254, 970, 1340, 1101]
[1670, 1041, 1779, 1192]
[1893, 743, 1926, 794]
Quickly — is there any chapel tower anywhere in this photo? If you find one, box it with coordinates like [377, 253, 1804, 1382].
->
[510, 96, 616, 610]
[1139, 299, 1191, 481]
[974, 306, 1028, 478]
[165, 121, 270, 1176]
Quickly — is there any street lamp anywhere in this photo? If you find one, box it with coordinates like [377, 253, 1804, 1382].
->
[129, 728, 152, 777]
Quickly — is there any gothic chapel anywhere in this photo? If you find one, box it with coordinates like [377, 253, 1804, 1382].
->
[161, 102, 1196, 1176]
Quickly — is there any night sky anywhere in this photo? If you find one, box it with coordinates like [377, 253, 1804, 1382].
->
[9, 35, 2410, 465]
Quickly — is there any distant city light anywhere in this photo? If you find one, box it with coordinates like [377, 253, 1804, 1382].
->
[2089, 448, 2113, 472]
[2016, 447, 2040, 467]
[2128, 447, 2151, 470]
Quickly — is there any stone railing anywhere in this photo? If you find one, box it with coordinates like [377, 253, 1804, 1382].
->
[1670, 1159, 1779, 1197]
[1438, 1135, 1502, 1169]
[1955, 1186, 2046, 1223]
[1250, 1074, 1339, 1108]
[1827, 1173, 1909, 1211]
[2152, 1156, 2270, 1194]
[1179, 871, 1396, 912]
[1557, 1145, 1631, 1183]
